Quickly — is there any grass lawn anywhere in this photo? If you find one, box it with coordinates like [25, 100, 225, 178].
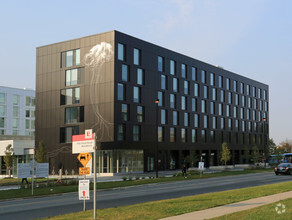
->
[0, 168, 273, 200]
[213, 198, 292, 220]
[45, 181, 292, 220]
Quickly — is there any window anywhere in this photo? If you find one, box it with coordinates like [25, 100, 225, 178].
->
[258, 88, 261, 99]
[192, 67, 197, 81]
[133, 125, 141, 141]
[170, 127, 176, 142]
[240, 108, 244, 119]
[242, 96, 245, 107]
[252, 86, 256, 97]
[13, 119, 18, 128]
[246, 85, 250, 96]
[210, 102, 215, 114]
[158, 56, 164, 72]
[228, 119, 232, 130]
[158, 91, 164, 107]
[254, 99, 257, 109]
[0, 117, 5, 128]
[203, 86, 208, 99]
[221, 118, 225, 129]
[181, 128, 187, 143]
[264, 90, 267, 100]
[218, 103, 223, 116]
[173, 111, 178, 125]
[170, 94, 176, 108]
[121, 104, 129, 121]
[181, 96, 186, 110]
[218, 76, 223, 88]
[226, 105, 230, 117]
[161, 75, 167, 90]
[13, 107, 19, 117]
[13, 130, 18, 136]
[247, 109, 250, 120]
[13, 95, 19, 105]
[158, 126, 164, 142]
[226, 78, 230, 90]
[210, 130, 215, 142]
[170, 60, 176, 75]
[194, 114, 199, 127]
[233, 106, 237, 118]
[118, 43, 125, 61]
[201, 70, 206, 83]
[233, 80, 237, 92]
[31, 120, 35, 129]
[161, 109, 166, 124]
[194, 83, 199, 97]
[26, 96, 31, 106]
[184, 81, 189, 95]
[61, 87, 80, 105]
[242, 121, 245, 132]
[212, 88, 216, 101]
[220, 90, 225, 102]
[0, 106, 5, 116]
[137, 106, 144, 122]
[240, 83, 244, 94]
[188, 129, 195, 144]
[62, 49, 80, 67]
[235, 94, 239, 105]
[235, 120, 239, 131]
[210, 73, 215, 86]
[134, 48, 141, 65]
[60, 126, 79, 143]
[117, 83, 125, 101]
[65, 68, 84, 86]
[212, 116, 217, 129]
[133, 86, 140, 103]
[201, 130, 206, 142]
[184, 113, 189, 126]
[65, 106, 84, 124]
[137, 68, 144, 85]
[26, 119, 30, 129]
[192, 98, 196, 112]
[203, 115, 208, 128]
[173, 78, 178, 92]
[201, 100, 206, 113]
[0, 93, 5, 104]
[181, 64, 187, 78]
[117, 124, 125, 141]
[122, 64, 129, 81]
[228, 92, 232, 104]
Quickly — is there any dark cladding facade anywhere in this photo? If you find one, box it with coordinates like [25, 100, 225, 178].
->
[36, 30, 269, 174]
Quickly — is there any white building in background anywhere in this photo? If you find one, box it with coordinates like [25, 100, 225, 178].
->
[0, 86, 35, 175]
[0, 86, 35, 136]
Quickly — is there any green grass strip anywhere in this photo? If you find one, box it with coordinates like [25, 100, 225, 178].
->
[46, 181, 292, 220]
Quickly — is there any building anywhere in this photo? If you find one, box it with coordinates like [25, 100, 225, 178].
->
[0, 86, 35, 174]
[36, 30, 269, 174]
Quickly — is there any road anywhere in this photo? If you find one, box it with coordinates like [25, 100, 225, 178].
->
[0, 172, 291, 220]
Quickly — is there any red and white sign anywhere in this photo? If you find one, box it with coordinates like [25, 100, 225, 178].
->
[198, 162, 204, 170]
[85, 129, 92, 139]
[79, 180, 90, 200]
[72, 133, 95, 154]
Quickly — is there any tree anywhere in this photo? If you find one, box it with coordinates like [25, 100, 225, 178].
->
[242, 146, 251, 164]
[35, 141, 47, 163]
[220, 142, 231, 167]
[277, 140, 292, 153]
[4, 144, 15, 177]
[185, 150, 199, 167]
[250, 145, 261, 165]
[268, 138, 277, 155]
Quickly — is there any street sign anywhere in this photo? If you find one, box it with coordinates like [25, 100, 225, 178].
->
[79, 167, 90, 175]
[79, 180, 90, 200]
[85, 129, 92, 139]
[77, 153, 92, 167]
[36, 163, 49, 178]
[198, 162, 204, 170]
[72, 133, 95, 154]
[17, 163, 32, 178]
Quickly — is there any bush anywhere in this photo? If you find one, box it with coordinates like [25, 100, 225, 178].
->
[128, 177, 133, 181]
[122, 176, 127, 181]
[141, 176, 145, 180]
[135, 176, 140, 180]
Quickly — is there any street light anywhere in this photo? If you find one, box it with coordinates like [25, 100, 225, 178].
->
[263, 117, 267, 168]
[155, 99, 159, 178]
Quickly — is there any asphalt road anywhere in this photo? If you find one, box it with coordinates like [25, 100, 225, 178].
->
[0, 172, 291, 220]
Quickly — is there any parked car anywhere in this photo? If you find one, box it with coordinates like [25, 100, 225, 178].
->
[274, 163, 292, 175]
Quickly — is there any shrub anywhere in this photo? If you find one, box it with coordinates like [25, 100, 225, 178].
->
[122, 176, 127, 181]
[128, 177, 133, 181]
[135, 176, 140, 180]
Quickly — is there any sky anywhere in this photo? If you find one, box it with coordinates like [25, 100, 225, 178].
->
[0, 0, 291, 145]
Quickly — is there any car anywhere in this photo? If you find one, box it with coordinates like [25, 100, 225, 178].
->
[274, 163, 292, 175]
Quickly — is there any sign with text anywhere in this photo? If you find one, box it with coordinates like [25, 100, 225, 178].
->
[198, 162, 204, 170]
[36, 163, 49, 178]
[77, 153, 92, 167]
[72, 133, 95, 154]
[79, 180, 90, 200]
[79, 167, 90, 175]
[17, 163, 32, 179]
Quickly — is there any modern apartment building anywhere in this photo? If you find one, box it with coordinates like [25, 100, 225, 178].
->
[36, 30, 269, 174]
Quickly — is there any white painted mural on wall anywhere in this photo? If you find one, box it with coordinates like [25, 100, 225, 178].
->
[84, 42, 113, 141]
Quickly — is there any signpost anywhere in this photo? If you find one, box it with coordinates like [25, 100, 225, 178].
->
[79, 179, 90, 211]
[79, 167, 90, 175]
[198, 162, 204, 177]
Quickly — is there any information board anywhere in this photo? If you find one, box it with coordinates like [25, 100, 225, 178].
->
[79, 180, 90, 200]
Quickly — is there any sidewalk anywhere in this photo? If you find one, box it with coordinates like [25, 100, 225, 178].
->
[161, 191, 292, 220]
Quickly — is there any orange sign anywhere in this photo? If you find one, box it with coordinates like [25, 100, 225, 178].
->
[79, 167, 90, 175]
[77, 153, 92, 167]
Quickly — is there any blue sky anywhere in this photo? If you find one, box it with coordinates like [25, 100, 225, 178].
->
[0, 0, 291, 145]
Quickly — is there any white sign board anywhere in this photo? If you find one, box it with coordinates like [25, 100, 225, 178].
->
[79, 180, 90, 200]
[198, 162, 204, 170]
[36, 163, 49, 178]
[17, 163, 32, 178]
[72, 134, 95, 154]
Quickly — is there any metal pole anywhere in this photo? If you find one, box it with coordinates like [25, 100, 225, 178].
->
[155, 99, 159, 178]
[263, 119, 266, 168]
[32, 150, 34, 196]
[93, 135, 97, 219]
